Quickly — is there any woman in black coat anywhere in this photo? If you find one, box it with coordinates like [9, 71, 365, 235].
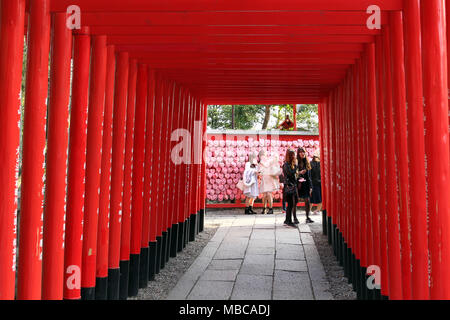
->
[297, 147, 313, 223]
[282, 149, 299, 227]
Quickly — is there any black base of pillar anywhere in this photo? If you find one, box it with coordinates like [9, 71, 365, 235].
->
[347, 247, 353, 285]
[161, 231, 168, 269]
[355, 259, 362, 300]
[343, 242, 348, 279]
[128, 254, 140, 297]
[107, 268, 120, 300]
[81, 287, 95, 300]
[95, 277, 108, 300]
[189, 214, 197, 242]
[337, 229, 343, 266]
[165, 228, 171, 263]
[119, 260, 130, 300]
[139, 247, 149, 288]
[352, 254, 357, 292]
[322, 210, 327, 235]
[184, 217, 189, 248]
[332, 225, 337, 256]
[360, 266, 368, 300]
[326, 226, 388, 301]
[374, 289, 382, 300]
[327, 217, 332, 245]
[156, 236, 162, 274]
[195, 211, 199, 236]
[148, 241, 157, 281]
[177, 221, 185, 252]
[170, 224, 179, 257]
[199, 209, 205, 233]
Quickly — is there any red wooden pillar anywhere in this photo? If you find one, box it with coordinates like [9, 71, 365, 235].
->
[389, 11, 412, 300]
[421, 0, 450, 300]
[0, 0, 26, 300]
[80, 35, 108, 300]
[382, 25, 403, 300]
[64, 27, 91, 300]
[17, 0, 50, 300]
[353, 62, 361, 266]
[130, 63, 148, 294]
[403, 0, 430, 300]
[167, 83, 180, 252]
[344, 71, 352, 254]
[108, 51, 129, 300]
[349, 68, 356, 263]
[119, 58, 137, 300]
[199, 102, 209, 233]
[150, 75, 164, 273]
[361, 55, 370, 273]
[375, 35, 389, 298]
[160, 80, 174, 266]
[366, 43, 381, 279]
[318, 102, 327, 227]
[141, 68, 154, 286]
[96, 45, 115, 299]
[42, 12, 72, 300]
[169, 84, 182, 257]
[177, 88, 189, 251]
[188, 96, 198, 242]
[330, 86, 336, 242]
[447, 0, 450, 142]
[190, 98, 202, 241]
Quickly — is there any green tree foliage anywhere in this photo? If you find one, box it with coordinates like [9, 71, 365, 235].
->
[208, 105, 267, 130]
[208, 104, 319, 132]
[296, 104, 319, 132]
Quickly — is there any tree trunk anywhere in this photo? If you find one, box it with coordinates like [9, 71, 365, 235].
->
[231, 105, 235, 129]
[262, 105, 271, 129]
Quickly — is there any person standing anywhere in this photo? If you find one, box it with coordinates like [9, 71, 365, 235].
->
[282, 149, 299, 227]
[297, 147, 313, 223]
[243, 152, 259, 215]
[310, 150, 322, 215]
[259, 150, 281, 215]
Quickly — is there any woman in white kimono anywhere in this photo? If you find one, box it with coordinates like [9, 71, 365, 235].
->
[243, 152, 259, 215]
[259, 149, 281, 214]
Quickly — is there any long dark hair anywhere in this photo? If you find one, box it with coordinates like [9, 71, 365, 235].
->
[297, 148, 311, 171]
[285, 149, 296, 169]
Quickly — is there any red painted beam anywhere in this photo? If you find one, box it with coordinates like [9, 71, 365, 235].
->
[50, 0, 403, 12]
[81, 11, 388, 27]
[90, 25, 381, 36]
[106, 35, 375, 46]
[116, 43, 366, 53]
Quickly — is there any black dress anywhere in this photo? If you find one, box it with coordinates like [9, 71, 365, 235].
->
[297, 168, 312, 200]
[282, 162, 299, 223]
[310, 160, 322, 204]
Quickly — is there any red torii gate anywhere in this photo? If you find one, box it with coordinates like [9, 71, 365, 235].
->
[0, 0, 449, 301]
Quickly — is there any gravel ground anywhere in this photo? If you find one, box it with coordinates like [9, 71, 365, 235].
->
[130, 225, 219, 300]
[309, 222, 357, 300]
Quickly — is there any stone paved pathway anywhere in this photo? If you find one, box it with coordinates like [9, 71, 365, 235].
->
[167, 210, 333, 300]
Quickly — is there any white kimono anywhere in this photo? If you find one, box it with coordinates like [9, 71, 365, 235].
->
[243, 162, 259, 198]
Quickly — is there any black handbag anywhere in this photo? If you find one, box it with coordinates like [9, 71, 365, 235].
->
[284, 184, 297, 196]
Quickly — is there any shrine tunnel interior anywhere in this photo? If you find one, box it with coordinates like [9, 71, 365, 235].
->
[44, 0, 404, 104]
[1, 0, 450, 301]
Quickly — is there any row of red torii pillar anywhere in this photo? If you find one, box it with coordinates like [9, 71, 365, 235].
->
[0, 0, 208, 300]
[318, 1, 450, 300]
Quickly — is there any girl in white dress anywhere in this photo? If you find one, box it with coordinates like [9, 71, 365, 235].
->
[259, 149, 282, 214]
[243, 152, 259, 215]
